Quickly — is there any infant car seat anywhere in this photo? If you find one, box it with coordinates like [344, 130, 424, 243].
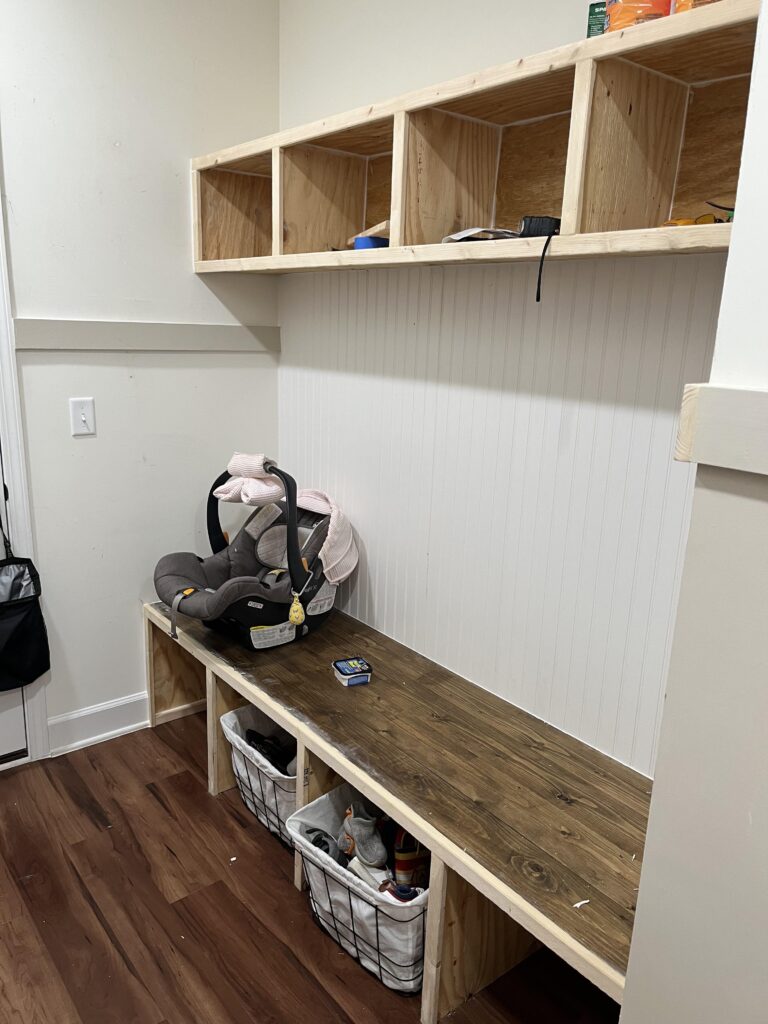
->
[154, 460, 340, 651]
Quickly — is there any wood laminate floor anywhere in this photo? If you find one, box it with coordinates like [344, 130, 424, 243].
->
[0, 714, 619, 1023]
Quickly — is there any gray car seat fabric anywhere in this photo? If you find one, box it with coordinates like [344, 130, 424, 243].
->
[154, 502, 330, 623]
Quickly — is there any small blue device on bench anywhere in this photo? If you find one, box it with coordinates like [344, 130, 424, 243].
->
[333, 657, 372, 686]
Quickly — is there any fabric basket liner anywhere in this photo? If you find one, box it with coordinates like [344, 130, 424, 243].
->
[220, 706, 296, 845]
[287, 782, 428, 992]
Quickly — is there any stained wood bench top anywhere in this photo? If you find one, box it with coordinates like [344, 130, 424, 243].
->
[145, 602, 650, 999]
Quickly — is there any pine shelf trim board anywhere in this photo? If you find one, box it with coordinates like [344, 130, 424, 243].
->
[675, 383, 768, 477]
[192, 0, 757, 272]
[192, 223, 731, 274]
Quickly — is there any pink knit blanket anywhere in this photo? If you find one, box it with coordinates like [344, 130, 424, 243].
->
[213, 453, 358, 585]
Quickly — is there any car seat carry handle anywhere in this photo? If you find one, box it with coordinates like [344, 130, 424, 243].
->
[206, 463, 311, 595]
[207, 471, 231, 554]
[263, 461, 312, 595]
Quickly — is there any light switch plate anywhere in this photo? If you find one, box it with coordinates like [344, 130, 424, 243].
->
[69, 397, 96, 436]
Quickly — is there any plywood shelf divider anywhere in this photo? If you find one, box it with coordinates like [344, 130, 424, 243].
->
[271, 146, 284, 257]
[580, 58, 690, 234]
[192, 0, 757, 272]
[561, 59, 597, 235]
[388, 111, 409, 247]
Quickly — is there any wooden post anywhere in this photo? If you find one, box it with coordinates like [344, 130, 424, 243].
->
[560, 59, 596, 235]
[145, 614, 158, 727]
[271, 145, 283, 256]
[206, 669, 247, 796]
[293, 741, 341, 890]
[389, 110, 410, 247]
[191, 167, 203, 263]
[420, 856, 540, 1024]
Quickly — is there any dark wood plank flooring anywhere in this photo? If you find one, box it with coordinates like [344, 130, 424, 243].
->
[158, 605, 650, 975]
[0, 715, 618, 1023]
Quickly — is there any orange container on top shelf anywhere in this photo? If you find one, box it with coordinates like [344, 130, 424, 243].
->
[606, 0, 671, 30]
[673, 0, 722, 11]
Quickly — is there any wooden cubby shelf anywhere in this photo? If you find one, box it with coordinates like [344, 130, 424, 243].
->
[192, 0, 757, 274]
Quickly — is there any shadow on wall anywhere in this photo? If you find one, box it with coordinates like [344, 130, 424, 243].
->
[277, 255, 725, 408]
[199, 275, 281, 351]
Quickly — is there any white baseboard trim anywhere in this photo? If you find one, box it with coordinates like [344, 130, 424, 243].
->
[48, 691, 149, 756]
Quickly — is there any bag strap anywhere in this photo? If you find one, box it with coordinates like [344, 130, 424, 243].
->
[0, 521, 11, 560]
[0, 432, 13, 558]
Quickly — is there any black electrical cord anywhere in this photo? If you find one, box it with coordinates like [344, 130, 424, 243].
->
[536, 233, 556, 303]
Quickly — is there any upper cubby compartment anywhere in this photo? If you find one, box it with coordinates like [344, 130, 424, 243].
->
[403, 69, 574, 246]
[197, 151, 272, 261]
[280, 118, 393, 255]
[574, 3, 755, 234]
[577, 51, 752, 234]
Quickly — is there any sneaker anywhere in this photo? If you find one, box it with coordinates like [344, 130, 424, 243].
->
[337, 801, 387, 867]
[306, 827, 346, 865]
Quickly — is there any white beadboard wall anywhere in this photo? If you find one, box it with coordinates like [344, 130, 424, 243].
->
[278, 255, 724, 776]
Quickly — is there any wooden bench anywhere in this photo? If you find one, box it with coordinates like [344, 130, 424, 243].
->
[144, 601, 650, 1022]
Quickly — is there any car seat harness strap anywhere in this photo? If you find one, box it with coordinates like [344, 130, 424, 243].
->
[170, 587, 196, 640]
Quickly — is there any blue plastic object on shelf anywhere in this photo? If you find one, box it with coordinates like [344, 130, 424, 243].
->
[354, 236, 389, 249]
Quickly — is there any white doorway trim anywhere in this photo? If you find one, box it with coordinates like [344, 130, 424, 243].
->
[0, 174, 49, 762]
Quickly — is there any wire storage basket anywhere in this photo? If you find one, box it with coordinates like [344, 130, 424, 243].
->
[220, 706, 297, 846]
[287, 782, 428, 993]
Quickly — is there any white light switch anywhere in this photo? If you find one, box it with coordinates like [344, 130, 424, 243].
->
[69, 397, 96, 437]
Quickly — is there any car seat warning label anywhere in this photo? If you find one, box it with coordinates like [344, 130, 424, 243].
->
[306, 581, 337, 616]
[249, 621, 296, 649]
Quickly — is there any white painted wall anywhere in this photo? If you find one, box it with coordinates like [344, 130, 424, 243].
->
[621, 468, 768, 1024]
[278, 0, 584, 128]
[710, 5, 768, 387]
[0, 0, 281, 742]
[18, 351, 277, 724]
[277, 2, 724, 775]
[0, 0, 279, 325]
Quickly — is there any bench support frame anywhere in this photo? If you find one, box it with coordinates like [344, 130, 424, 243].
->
[143, 603, 625, 1017]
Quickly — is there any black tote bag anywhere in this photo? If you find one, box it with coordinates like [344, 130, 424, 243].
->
[0, 524, 50, 693]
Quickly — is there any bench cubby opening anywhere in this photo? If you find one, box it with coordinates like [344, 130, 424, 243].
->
[146, 617, 207, 724]
[421, 857, 541, 1023]
[280, 116, 394, 254]
[198, 153, 272, 261]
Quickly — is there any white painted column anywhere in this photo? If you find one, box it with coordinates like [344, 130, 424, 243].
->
[621, 7, 768, 1022]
